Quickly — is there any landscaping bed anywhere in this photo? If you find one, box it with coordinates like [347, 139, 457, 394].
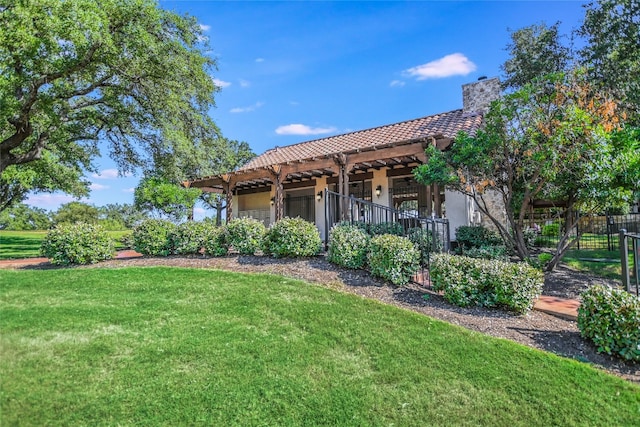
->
[25, 253, 638, 384]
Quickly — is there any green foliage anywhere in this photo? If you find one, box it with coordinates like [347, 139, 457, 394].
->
[368, 221, 404, 236]
[132, 219, 178, 256]
[430, 254, 544, 314]
[327, 224, 370, 269]
[462, 245, 509, 261]
[455, 226, 502, 250]
[542, 223, 560, 236]
[0, 203, 51, 230]
[0, 0, 220, 205]
[263, 217, 322, 258]
[501, 22, 570, 91]
[134, 177, 202, 222]
[578, 285, 640, 362]
[406, 227, 440, 264]
[201, 224, 228, 257]
[40, 222, 114, 265]
[98, 203, 146, 229]
[225, 217, 266, 255]
[367, 234, 420, 286]
[171, 221, 210, 255]
[53, 202, 99, 225]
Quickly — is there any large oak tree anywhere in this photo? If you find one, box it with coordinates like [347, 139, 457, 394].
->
[0, 0, 220, 207]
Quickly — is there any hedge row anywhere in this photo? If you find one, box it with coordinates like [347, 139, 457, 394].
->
[327, 223, 420, 285]
[132, 217, 321, 258]
[429, 253, 544, 314]
[41, 223, 115, 265]
[578, 285, 640, 362]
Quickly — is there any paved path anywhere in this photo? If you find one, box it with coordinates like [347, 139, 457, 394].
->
[0, 252, 579, 320]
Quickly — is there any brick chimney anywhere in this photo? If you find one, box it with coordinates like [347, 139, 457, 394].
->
[462, 77, 500, 115]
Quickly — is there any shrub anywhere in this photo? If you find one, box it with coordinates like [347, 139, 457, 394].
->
[202, 224, 228, 257]
[406, 227, 440, 264]
[263, 217, 322, 258]
[328, 224, 370, 269]
[40, 222, 115, 265]
[225, 217, 266, 255]
[462, 245, 508, 261]
[542, 223, 560, 236]
[578, 285, 640, 362]
[430, 254, 544, 314]
[369, 221, 404, 236]
[455, 225, 502, 251]
[172, 221, 210, 255]
[132, 219, 177, 256]
[367, 234, 420, 286]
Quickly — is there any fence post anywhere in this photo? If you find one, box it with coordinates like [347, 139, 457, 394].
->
[620, 229, 630, 292]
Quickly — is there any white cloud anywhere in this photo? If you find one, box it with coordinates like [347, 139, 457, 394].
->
[213, 78, 231, 88]
[230, 101, 264, 113]
[89, 183, 110, 191]
[92, 168, 131, 179]
[255, 58, 265, 63]
[194, 207, 206, 215]
[199, 24, 211, 32]
[239, 79, 251, 88]
[275, 124, 337, 136]
[123, 187, 135, 193]
[403, 53, 477, 80]
[390, 80, 406, 87]
[25, 194, 88, 209]
[289, 101, 300, 106]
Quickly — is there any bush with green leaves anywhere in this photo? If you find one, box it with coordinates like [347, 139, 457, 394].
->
[577, 285, 640, 362]
[263, 217, 322, 258]
[132, 219, 178, 256]
[367, 234, 420, 286]
[328, 224, 370, 269]
[202, 225, 228, 257]
[430, 254, 544, 314]
[369, 221, 404, 236]
[455, 225, 502, 251]
[406, 227, 441, 264]
[171, 221, 210, 255]
[462, 245, 509, 261]
[225, 217, 266, 255]
[542, 223, 560, 236]
[40, 222, 115, 265]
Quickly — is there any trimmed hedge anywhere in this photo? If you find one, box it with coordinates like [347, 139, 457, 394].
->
[40, 222, 115, 265]
[462, 245, 508, 261]
[225, 217, 266, 255]
[132, 219, 177, 256]
[172, 221, 210, 255]
[202, 225, 228, 257]
[367, 234, 420, 286]
[430, 254, 544, 314]
[263, 217, 322, 258]
[455, 225, 502, 250]
[328, 224, 370, 269]
[578, 285, 640, 362]
[406, 227, 439, 264]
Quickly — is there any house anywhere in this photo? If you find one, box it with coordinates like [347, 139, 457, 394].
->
[187, 77, 504, 241]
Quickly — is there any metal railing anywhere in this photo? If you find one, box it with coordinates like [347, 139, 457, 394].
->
[237, 209, 271, 227]
[619, 229, 640, 295]
[324, 189, 449, 285]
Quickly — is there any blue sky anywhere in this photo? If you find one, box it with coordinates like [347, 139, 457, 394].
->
[25, 0, 585, 218]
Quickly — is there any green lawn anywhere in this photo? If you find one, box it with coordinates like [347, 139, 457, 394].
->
[1, 267, 638, 426]
[0, 230, 130, 259]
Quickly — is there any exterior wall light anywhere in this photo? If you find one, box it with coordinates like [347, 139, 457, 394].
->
[270, 197, 275, 206]
[316, 191, 323, 201]
[375, 185, 382, 198]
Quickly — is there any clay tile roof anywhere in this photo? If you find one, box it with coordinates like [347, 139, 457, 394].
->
[239, 109, 482, 171]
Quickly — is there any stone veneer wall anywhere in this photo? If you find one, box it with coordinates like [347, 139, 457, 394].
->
[462, 77, 501, 115]
[478, 189, 508, 234]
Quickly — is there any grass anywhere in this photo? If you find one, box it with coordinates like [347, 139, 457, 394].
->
[0, 230, 131, 259]
[1, 267, 639, 426]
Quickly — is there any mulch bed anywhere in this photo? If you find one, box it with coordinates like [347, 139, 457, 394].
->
[17, 253, 640, 384]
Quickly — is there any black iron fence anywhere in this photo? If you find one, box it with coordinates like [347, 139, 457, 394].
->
[619, 229, 639, 295]
[532, 213, 640, 251]
[324, 189, 449, 285]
